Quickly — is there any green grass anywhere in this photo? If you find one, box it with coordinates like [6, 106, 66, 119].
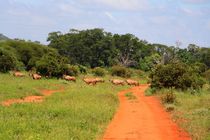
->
[144, 88, 154, 96]
[0, 73, 64, 102]
[172, 87, 210, 140]
[125, 92, 137, 100]
[0, 73, 130, 140]
[151, 85, 210, 140]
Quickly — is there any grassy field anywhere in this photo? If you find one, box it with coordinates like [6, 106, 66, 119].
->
[148, 85, 210, 140]
[0, 73, 62, 102]
[0, 73, 136, 140]
[172, 85, 210, 140]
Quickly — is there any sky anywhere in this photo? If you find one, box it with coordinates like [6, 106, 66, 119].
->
[0, 0, 210, 48]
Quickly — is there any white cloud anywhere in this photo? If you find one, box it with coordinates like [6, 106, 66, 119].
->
[181, 7, 203, 16]
[104, 11, 117, 22]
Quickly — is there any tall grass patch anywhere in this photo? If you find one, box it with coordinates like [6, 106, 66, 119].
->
[0, 74, 127, 139]
[155, 85, 210, 139]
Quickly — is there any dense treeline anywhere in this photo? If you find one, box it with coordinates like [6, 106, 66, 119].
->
[47, 28, 210, 70]
[0, 40, 69, 76]
[47, 29, 153, 68]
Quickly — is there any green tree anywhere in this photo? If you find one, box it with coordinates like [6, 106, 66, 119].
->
[113, 34, 146, 67]
[139, 53, 161, 71]
[0, 48, 19, 72]
[36, 52, 69, 77]
[150, 61, 205, 90]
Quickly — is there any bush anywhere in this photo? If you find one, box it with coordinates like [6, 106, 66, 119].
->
[6, 40, 56, 70]
[165, 104, 175, 112]
[111, 66, 132, 78]
[66, 65, 79, 76]
[150, 62, 205, 90]
[78, 65, 87, 74]
[191, 62, 208, 74]
[161, 92, 176, 104]
[36, 52, 68, 77]
[0, 48, 19, 72]
[92, 67, 106, 77]
[27, 57, 40, 70]
[203, 69, 210, 83]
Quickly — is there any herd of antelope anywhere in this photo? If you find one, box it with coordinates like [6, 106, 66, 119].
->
[12, 71, 140, 86]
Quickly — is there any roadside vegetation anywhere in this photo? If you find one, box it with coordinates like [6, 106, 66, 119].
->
[147, 86, 210, 140]
[147, 60, 210, 140]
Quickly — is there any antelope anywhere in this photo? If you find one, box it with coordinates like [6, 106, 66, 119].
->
[126, 79, 139, 86]
[63, 75, 76, 82]
[32, 73, 42, 80]
[110, 79, 125, 85]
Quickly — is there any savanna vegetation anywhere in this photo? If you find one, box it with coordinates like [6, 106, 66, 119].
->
[0, 28, 210, 139]
[0, 74, 129, 139]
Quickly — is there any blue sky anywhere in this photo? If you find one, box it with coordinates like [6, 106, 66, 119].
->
[0, 0, 210, 47]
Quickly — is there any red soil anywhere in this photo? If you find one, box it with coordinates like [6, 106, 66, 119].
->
[103, 84, 191, 140]
[1, 87, 64, 106]
[41, 88, 64, 96]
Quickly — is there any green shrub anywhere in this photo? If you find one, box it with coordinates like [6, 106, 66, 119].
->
[36, 52, 68, 77]
[203, 69, 210, 83]
[0, 48, 19, 72]
[145, 87, 157, 96]
[15, 61, 25, 71]
[92, 67, 106, 77]
[78, 65, 87, 74]
[27, 57, 40, 70]
[161, 92, 176, 104]
[135, 69, 145, 77]
[191, 62, 208, 74]
[5, 40, 56, 70]
[150, 62, 205, 90]
[111, 66, 132, 78]
[66, 65, 79, 76]
[165, 104, 175, 112]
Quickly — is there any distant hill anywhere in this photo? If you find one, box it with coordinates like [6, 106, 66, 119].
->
[0, 34, 10, 41]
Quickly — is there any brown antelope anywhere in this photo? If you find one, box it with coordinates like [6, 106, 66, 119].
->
[13, 71, 25, 77]
[94, 78, 105, 83]
[32, 73, 42, 80]
[126, 79, 139, 86]
[83, 78, 97, 85]
[63, 75, 76, 82]
[110, 79, 125, 85]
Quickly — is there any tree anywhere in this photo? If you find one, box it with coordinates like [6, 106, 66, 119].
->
[113, 34, 145, 67]
[139, 53, 161, 71]
[36, 52, 69, 77]
[0, 48, 19, 72]
[150, 61, 205, 90]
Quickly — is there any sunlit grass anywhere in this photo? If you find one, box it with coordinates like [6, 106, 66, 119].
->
[148, 85, 210, 140]
[0, 73, 134, 139]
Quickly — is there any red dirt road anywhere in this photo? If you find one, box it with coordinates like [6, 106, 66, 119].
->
[103, 84, 191, 140]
